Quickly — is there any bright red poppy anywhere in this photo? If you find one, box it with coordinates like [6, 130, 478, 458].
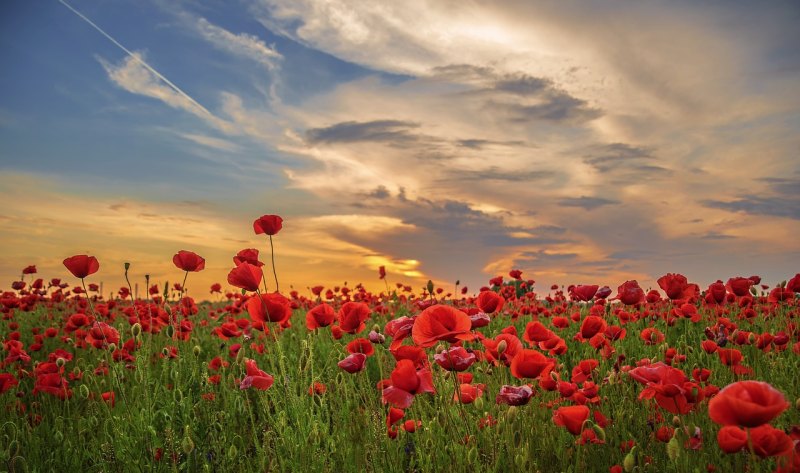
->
[726, 277, 753, 297]
[382, 359, 436, 408]
[63, 255, 99, 279]
[657, 273, 699, 301]
[253, 214, 283, 235]
[227, 263, 263, 292]
[615, 280, 645, 305]
[510, 349, 554, 380]
[247, 292, 292, 324]
[85, 322, 121, 349]
[411, 304, 472, 348]
[172, 250, 205, 272]
[337, 353, 367, 373]
[240, 359, 274, 390]
[749, 424, 793, 458]
[233, 248, 264, 267]
[571, 285, 599, 301]
[454, 383, 485, 404]
[305, 303, 335, 330]
[552, 405, 590, 435]
[338, 302, 371, 334]
[717, 425, 748, 453]
[708, 381, 789, 427]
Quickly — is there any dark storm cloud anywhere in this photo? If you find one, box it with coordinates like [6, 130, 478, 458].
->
[305, 120, 423, 145]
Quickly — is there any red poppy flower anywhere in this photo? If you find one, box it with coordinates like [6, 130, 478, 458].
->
[553, 405, 590, 435]
[510, 349, 554, 380]
[391, 345, 428, 368]
[571, 285, 599, 301]
[411, 304, 472, 348]
[454, 383, 485, 404]
[382, 359, 436, 408]
[379, 266, 387, 279]
[523, 321, 554, 344]
[253, 214, 283, 235]
[657, 273, 698, 301]
[22, 265, 37, 274]
[749, 424, 793, 458]
[337, 353, 367, 374]
[210, 283, 222, 294]
[629, 362, 702, 414]
[101, 391, 116, 407]
[386, 407, 405, 427]
[726, 277, 753, 297]
[346, 338, 375, 357]
[495, 384, 534, 406]
[615, 280, 645, 305]
[305, 303, 335, 330]
[0, 373, 19, 393]
[240, 359, 274, 390]
[476, 290, 504, 314]
[708, 381, 790, 428]
[338, 302, 371, 334]
[227, 263, 263, 292]
[247, 292, 292, 324]
[63, 255, 99, 279]
[172, 250, 205, 272]
[717, 425, 748, 454]
[579, 316, 607, 340]
[706, 281, 728, 305]
[34, 373, 72, 399]
[233, 248, 264, 267]
[509, 269, 523, 280]
[787, 273, 800, 293]
[433, 346, 476, 372]
[85, 322, 121, 349]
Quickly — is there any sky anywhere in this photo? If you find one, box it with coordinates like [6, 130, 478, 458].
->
[1, 0, 799, 299]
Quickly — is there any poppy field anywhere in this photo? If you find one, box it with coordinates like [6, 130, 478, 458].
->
[1, 214, 799, 473]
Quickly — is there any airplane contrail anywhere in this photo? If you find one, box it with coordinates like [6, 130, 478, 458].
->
[57, 0, 214, 118]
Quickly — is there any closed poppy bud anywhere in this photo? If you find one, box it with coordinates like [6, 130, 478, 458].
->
[181, 431, 195, 454]
[107, 343, 116, 353]
[193, 346, 201, 356]
[592, 423, 606, 442]
[165, 325, 175, 338]
[80, 384, 90, 399]
[497, 340, 508, 355]
[56, 357, 66, 368]
[623, 451, 636, 472]
[124, 262, 130, 272]
[236, 347, 246, 364]
[666, 435, 681, 461]
[131, 323, 142, 338]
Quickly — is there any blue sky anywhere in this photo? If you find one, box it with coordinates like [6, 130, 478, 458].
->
[1, 0, 798, 296]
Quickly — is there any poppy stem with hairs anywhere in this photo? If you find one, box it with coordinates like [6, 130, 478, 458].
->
[80, 278, 97, 319]
[269, 235, 279, 293]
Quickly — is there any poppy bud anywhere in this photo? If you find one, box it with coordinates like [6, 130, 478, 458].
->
[748, 333, 756, 344]
[166, 325, 175, 338]
[372, 324, 381, 333]
[474, 396, 484, 409]
[124, 262, 130, 272]
[107, 343, 116, 353]
[795, 398, 800, 410]
[236, 349, 245, 364]
[56, 357, 66, 368]
[80, 384, 90, 399]
[497, 340, 508, 355]
[435, 343, 445, 354]
[672, 416, 681, 427]
[181, 435, 195, 455]
[164, 304, 172, 316]
[623, 450, 636, 472]
[505, 406, 518, 420]
[666, 435, 681, 461]
[174, 389, 184, 403]
[592, 423, 606, 442]
[193, 345, 201, 356]
[427, 280, 434, 295]
[131, 323, 142, 338]
[750, 286, 758, 296]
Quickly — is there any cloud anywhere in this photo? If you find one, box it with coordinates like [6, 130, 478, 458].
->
[305, 120, 422, 145]
[194, 17, 282, 70]
[557, 196, 620, 210]
[702, 195, 800, 220]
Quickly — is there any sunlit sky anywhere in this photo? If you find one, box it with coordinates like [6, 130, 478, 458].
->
[1, 0, 798, 298]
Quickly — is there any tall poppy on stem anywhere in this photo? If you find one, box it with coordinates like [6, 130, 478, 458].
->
[172, 250, 205, 298]
[63, 254, 100, 317]
[253, 214, 283, 292]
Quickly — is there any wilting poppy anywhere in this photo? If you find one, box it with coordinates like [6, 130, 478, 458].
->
[510, 349, 554, 380]
[253, 215, 283, 235]
[172, 250, 205, 272]
[433, 346, 476, 372]
[247, 292, 292, 324]
[63, 255, 99, 279]
[382, 359, 436, 408]
[708, 381, 790, 428]
[227, 263, 264, 292]
[338, 353, 367, 374]
[412, 304, 472, 348]
[240, 359, 274, 390]
[495, 384, 534, 406]
[552, 405, 590, 435]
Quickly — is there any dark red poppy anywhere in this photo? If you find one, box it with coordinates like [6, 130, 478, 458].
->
[34, 373, 72, 399]
[85, 322, 121, 349]
[338, 302, 371, 334]
[706, 281, 727, 305]
[253, 214, 283, 235]
[382, 359, 435, 408]
[379, 266, 387, 279]
[210, 283, 222, 294]
[305, 303, 335, 330]
[411, 304, 472, 347]
[657, 273, 698, 301]
[787, 273, 800, 293]
[708, 380, 790, 428]
[615, 280, 644, 305]
[552, 405, 590, 435]
[337, 353, 367, 373]
[227, 263, 263, 292]
[233, 248, 264, 267]
[726, 277, 753, 297]
[476, 290, 504, 314]
[571, 285, 599, 301]
[247, 292, 292, 324]
[510, 349, 554, 380]
[0, 373, 18, 393]
[495, 384, 534, 406]
[63, 255, 100, 279]
[22, 265, 37, 274]
[509, 269, 523, 280]
[172, 250, 205, 272]
[433, 346, 476, 371]
[346, 338, 374, 357]
[240, 359, 274, 390]
[579, 316, 607, 340]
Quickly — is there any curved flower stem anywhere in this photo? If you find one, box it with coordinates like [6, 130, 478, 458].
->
[269, 235, 279, 293]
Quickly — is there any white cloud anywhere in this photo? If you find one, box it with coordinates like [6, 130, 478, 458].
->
[195, 17, 282, 70]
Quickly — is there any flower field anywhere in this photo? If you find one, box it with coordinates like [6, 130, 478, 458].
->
[1, 215, 798, 472]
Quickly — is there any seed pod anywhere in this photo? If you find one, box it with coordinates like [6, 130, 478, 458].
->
[193, 345, 201, 356]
